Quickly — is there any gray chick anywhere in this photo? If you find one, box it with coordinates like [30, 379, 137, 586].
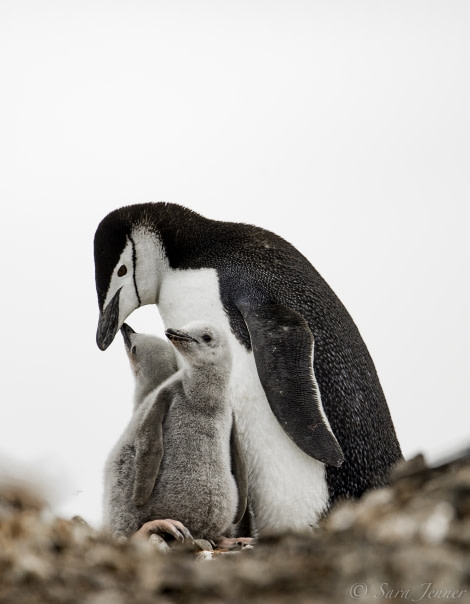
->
[102, 321, 247, 543]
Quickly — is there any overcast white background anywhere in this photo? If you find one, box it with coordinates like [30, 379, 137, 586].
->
[1, 1, 469, 526]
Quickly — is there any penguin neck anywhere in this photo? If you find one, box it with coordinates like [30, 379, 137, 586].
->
[132, 227, 169, 305]
[146, 208, 217, 270]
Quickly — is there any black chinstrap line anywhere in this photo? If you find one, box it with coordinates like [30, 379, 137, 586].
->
[129, 235, 142, 306]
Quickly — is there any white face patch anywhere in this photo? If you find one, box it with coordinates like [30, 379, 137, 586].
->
[103, 229, 168, 331]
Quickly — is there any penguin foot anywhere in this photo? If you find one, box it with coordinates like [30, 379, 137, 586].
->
[134, 518, 193, 543]
[215, 536, 255, 550]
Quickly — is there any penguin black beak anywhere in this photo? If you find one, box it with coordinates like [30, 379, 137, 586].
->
[120, 323, 135, 350]
[165, 328, 198, 344]
[96, 288, 122, 351]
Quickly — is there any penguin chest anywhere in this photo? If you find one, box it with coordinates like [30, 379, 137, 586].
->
[158, 268, 229, 328]
[156, 406, 238, 538]
[157, 268, 330, 533]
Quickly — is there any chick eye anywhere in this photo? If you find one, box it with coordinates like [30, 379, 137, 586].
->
[202, 334, 212, 342]
[131, 345, 137, 355]
[117, 265, 127, 277]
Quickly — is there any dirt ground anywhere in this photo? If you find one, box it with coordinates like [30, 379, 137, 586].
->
[1, 451, 469, 604]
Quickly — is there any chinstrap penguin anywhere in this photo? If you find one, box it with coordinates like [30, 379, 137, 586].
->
[94, 202, 402, 534]
[103, 321, 247, 541]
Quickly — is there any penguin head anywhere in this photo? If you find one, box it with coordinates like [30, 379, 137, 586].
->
[120, 323, 178, 390]
[165, 321, 232, 373]
[94, 205, 169, 351]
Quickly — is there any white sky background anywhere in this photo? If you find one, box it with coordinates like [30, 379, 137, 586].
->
[1, 1, 469, 526]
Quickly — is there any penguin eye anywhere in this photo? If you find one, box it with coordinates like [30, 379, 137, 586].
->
[117, 265, 127, 277]
[202, 334, 212, 343]
[131, 345, 137, 355]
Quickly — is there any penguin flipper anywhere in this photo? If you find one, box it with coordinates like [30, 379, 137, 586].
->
[230, 416, 248, 524]
[132, 385, 176, 507]
[239, 302, 344, 467]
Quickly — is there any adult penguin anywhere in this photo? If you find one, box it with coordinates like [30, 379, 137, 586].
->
[94, 202, 402, 534]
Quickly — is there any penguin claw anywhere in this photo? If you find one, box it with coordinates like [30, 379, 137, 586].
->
[134, 518, 193, 543]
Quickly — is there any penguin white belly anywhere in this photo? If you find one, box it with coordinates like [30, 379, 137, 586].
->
[158, 268, 329, 534]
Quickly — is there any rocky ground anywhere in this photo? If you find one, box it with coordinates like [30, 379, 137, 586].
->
[0, 450, 469, 604]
